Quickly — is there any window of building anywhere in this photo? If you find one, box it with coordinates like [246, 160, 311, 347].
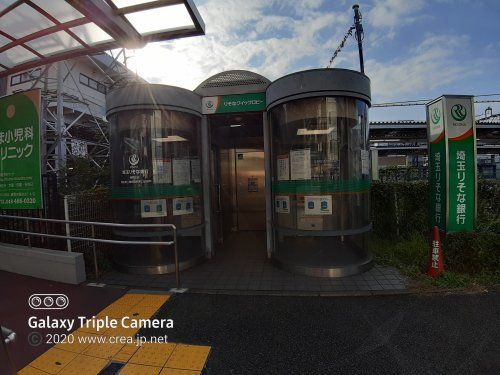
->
[79, 73, 106, 94]
[10, 68, 42, 86]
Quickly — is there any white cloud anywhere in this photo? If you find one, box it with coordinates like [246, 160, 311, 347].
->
[367, 0, 426, 29]
[366, 34, 477, 101]
[124, 0, 349, 89]
[366, 0, 427, 43]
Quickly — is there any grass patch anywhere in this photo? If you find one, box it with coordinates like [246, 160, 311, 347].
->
[371, 234, 500, 289]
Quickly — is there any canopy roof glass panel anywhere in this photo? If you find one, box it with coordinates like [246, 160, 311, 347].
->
[0, 0, 205, 77]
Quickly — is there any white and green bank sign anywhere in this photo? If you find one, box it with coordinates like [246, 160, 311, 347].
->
[0, 89, 42, 209]
[426, 95, 476, 233]
[202, 93, 266, 114]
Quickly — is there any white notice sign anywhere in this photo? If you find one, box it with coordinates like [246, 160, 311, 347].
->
[153, 158, 172, 184]
[361, 150, 370, 175]
[290, 149, 311, 180]
[275, 195, 290, 214]
[173, 197, 194, 216]
[173, 159, 191, 186]
[191, 158, 201, 183]
[141, 199, 167, 218]
[304, 195, 332, 215]
[277, 155, 290, 181]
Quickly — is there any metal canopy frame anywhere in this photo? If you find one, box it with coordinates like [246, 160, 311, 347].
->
[0, 0, 205, 77]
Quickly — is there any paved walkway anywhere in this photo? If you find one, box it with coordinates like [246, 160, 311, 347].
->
[0, 270, 125, 373]
[101, 232, 407, 294]
[142, 292, 500, 374]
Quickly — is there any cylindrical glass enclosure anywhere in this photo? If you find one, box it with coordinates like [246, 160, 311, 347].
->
[106, 84, 204, 274]
[267, 69, 373, 277]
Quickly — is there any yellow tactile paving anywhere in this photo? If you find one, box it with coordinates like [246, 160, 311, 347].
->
[55, 331, 99, 354]
[128, 305, 162, 318]
[75, 321, 106, 335]
[119, 363, 162, 375]
[27, 347, 78, 374]
[113, 294, 147, 306]
[102, 323, 139, 338]
[57, 354, 107, 375]
[18, 366, 51, 375]
[81, 340, 125, 360]
[165, 344, 211, 371]
[97, 304, 136, 319]
[160, 368, 201, 375]
[129, 342, 177, 367]
[112, 343, 141, 363]
[139, 294, 169, 309]
[21, 294, 213, 375]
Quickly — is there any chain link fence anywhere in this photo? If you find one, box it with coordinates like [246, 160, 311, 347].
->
[62, 187, 112, 276]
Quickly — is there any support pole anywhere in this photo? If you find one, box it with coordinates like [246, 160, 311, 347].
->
[173, 227, 180, 288]
[353, 4, 365, 74]
[263, 111, 273, 258]
[201, 116, 213, 258]
[63, 196, 72, 252]
[56, 62, 66, 170]
[91, 224, 99, 280]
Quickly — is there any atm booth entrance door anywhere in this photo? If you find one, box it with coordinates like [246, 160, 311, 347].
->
[235, 150, 265, 231]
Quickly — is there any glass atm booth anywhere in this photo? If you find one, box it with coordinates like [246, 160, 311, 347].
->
[106, 84, 205, 274]
[267, 69, 373, 277]
[106, 68, 373, 277]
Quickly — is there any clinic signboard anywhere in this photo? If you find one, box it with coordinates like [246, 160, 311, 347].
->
[0, 89, 42, 209]
[202, 93, 266, 114]
[426, 95, 476, 233]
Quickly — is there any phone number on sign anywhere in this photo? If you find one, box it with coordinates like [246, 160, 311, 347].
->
[0, 198, 36, 204]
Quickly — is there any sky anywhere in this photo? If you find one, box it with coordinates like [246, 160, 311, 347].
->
[123, 0, 500, 122]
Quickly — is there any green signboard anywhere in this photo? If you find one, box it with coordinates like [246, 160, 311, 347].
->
[202, 93, 266, 114]
[426, 95, 476, 233]
[445, 96, 476, 232]
[0, 90, 42, 209]
[426, 98, 446, 231]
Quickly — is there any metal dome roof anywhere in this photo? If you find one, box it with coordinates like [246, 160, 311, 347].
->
[194, 70, 270, 96]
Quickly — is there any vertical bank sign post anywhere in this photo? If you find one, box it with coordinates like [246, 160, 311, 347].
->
[426, 95, 476, 233]
[426, 98, 446, 231]
[0, 90, 42, 209]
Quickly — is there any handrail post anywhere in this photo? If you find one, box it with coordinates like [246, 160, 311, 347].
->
[25, 219, 31, 247]
[1, 325, 17, 375]
[173, 226, 180, 289]
[91, 224, 99, 280]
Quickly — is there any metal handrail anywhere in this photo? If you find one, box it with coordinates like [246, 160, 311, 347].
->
[0, 214, 180, 288]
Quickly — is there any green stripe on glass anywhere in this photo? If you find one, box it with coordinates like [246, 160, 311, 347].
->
[272, 180, 371, 194]
[112, 184, 202, 198]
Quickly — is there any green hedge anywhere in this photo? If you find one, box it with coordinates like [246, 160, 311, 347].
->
[371, 179, 500, 278]
[371, 179, 500, 238]
[371, 181, 428, 239]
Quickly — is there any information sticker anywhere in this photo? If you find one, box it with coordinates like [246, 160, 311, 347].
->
[141, 199, 167, 218]
[290, 149, 311, 180]
[275, 195, 290, 214]
[304, 195, 332, 215]
[173, 197, 194, 216]
[277, 154, 290, 181]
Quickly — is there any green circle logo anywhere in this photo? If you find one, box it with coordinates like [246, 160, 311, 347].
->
[431, 108, 441, 125]
[451, 104, 467, 121]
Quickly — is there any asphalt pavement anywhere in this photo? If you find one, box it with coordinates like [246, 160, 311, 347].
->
[141, 291, 500, 375]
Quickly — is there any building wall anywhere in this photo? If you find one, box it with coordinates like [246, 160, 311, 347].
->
[5, 57, 108, 119]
